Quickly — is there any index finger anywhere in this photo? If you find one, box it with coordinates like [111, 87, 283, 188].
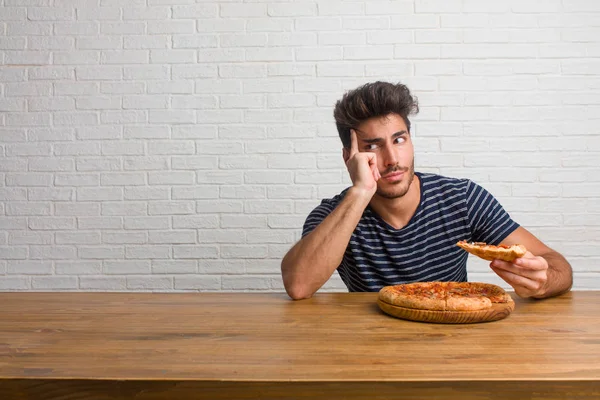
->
[349, 129, 359, 156]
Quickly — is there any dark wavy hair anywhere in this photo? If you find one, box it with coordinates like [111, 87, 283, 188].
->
[333, 81, 419, 148]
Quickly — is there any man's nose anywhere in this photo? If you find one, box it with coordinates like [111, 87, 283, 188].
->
[382, 144, 398, 166]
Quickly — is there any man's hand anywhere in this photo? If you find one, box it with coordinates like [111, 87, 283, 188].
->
[344, 129, 380, 197]
[489, 251, 549, 298]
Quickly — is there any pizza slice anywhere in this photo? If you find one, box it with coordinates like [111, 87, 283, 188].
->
[456, 240, 527, 262]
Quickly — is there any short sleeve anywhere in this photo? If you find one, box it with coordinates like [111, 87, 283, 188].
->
[465, 180, 520, 245]
[301, 199, 337, 238]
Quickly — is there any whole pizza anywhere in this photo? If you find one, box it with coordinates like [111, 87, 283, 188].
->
[378, 281, 512, 312]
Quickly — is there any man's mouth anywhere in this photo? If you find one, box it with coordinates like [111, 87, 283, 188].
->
[382, 170, 405, 182]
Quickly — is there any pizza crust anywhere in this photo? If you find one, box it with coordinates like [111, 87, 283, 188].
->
[379, 282, 446, 311]
[456, 240, 527, 262]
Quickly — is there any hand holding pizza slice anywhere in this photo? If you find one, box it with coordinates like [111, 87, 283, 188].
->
[456, 240, 549, 298]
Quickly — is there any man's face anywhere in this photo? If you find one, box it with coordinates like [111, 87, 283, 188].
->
[353, 113, 415, 199]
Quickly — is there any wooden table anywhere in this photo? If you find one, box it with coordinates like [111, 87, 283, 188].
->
[0, 291, 599, 399]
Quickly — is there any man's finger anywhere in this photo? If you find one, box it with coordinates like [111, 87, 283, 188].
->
[349, 129, 359, 156]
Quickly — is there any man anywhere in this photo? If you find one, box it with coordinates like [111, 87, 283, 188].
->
[281, 81, 572, 300]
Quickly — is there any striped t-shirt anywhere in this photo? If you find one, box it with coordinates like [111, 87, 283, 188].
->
[302, 172, 520, 292]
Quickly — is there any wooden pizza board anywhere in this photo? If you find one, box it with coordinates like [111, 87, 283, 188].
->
[377, 298, 515, 324]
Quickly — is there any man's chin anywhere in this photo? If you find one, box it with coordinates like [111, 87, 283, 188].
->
[375, 172, 414, 199]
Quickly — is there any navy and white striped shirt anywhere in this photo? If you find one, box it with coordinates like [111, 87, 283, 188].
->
[302, 172, 520, 292]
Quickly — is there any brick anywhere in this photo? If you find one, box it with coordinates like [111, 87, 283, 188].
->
[296, 46, 342, 61]
[54, 82, 99, 96]
[101, 172, 145, 186]
[6, 202, 52, 216]
[79, 246, 124, 259]
[56, 232, 101, 245]
[245, 171, 293, 184]
[171, 125, 216, 140]
[245, 229, 295, 244]
[198, 230, 245, 244]
[6, 173, 52, 187]
[7, 261, 51, 274]
[79, 276, 126, 290]
[124, 35, 169, 49]
[123, 217, 169, 230]
[148, 172, 195, 185]
[268, 215, 307, 229]
[196, 200, 242, 213]
[221, 245, 268, 259]
[296, 17, 342, 31]
[173, 35, 218, 49]
[54, 112, 100, 126]
[0, 158, 27, 172]
[29, 217, 75, 230]
[75, 36, 122, 50]
[104, 261, 150, 274]
[32, 276, 78, 290]
[30, 245, 77, 259]
[9, 231, 53, 245]
[172, 215, 218, 229]
[77, 188, 124, 202]
[222, 276, 270, 290]
[56, 261, 101, 275]
[0, 246, 28, 260]
[172, 95, 217, 109]
[125, 187, 169, 201]
[124, 65, 169, 80]
[0, 217, 27, 230]
[152, 260, 197, 274]
[127, 276, 173, 290]
[174, 275, 220, 291]
[122, 6, 168, 20]
[78, 217, 123, 230]
[123, 156, 169, 171]
[245, 200, 294, 214]
[173, 245, 218, 259]
[149, 110, 195, 124]
[148, 230, 195, 244]
[101, 82, 145, 95]
[148, 200, 194, 215]
[0, 277, 30, 290]
[221, 215, 267, 228]
[102, 231, 147, 245]
[101, 202, 147, 216]
[101, 50, 148, 64]
[54, 173, 100, 187]
[126, 245, 171, 259]
[7, 143, 52, 156]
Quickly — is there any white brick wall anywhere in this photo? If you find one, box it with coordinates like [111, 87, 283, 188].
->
[1, 1, 599, 292]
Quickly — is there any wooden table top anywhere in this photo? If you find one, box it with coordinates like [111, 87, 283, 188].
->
[1, 291, 599, 383]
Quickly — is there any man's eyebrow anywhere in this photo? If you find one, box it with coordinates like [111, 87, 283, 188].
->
[355, 130, 408, 144]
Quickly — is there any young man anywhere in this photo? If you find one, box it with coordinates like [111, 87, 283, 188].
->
[281, 81, 573, 300]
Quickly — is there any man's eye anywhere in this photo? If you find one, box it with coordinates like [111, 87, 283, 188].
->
[395, 137, 406, 144]
[365, 144, 378, 151]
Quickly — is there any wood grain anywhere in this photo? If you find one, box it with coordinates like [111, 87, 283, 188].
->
[0, 291, 599, 399]
[377, 298, 515, 323]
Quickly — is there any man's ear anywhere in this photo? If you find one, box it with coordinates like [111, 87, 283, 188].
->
[342, 147, 349, 163]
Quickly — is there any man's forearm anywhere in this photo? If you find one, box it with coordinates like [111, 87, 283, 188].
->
[281, 188, 372, 300]
[535, 251, 573, 299]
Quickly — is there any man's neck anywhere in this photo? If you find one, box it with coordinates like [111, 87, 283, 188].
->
[368, 174, 421, 230]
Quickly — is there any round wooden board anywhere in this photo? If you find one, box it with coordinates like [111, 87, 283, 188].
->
[377, 298, 515, 324]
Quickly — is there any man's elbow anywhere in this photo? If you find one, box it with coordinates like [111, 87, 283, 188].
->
[285, 283, 314, 300]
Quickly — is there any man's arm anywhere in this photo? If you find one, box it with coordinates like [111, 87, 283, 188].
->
[281, 129, 380, 300]
[492, 226, 573, 299]
[281, 187, 371, 300]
